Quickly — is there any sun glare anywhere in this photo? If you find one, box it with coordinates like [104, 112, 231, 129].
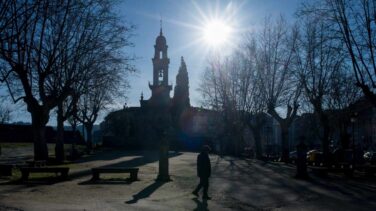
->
[202, 20, 232, 48]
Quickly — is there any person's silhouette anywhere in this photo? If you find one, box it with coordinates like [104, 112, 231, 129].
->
[192, 145, 211, 200]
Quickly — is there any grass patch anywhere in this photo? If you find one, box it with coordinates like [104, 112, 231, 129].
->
[7, 168, 67, 182]
[0, 143, 31, 149]
[56, 162, 82, 170]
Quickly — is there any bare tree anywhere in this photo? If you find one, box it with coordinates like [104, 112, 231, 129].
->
[53, 0, 134, 162]
[294, 12, 347, 162]
[0, 0, 133, 160]
[326, 0, 376, 106]
[301, 0, 376, 106]
[254, 17, 301, 162]
[55, 95, 79, 162]
[199, 45, 267, 157]
[74, 61, 126, 151]
[328, 69, 361, 148]
[0, 103, 11, 124]
[199, 56, 242, 155]
[236, 39, 268, 159]
[199, 17, 300, 160]
[297, 0, 365, 157]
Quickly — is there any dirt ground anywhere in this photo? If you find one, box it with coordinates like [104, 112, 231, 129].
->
[1, 149, 376, 211]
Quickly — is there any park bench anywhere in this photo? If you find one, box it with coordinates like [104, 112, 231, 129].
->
[20, 167, 69, 181]
[26, 160, 46, 167]
[91, 167, 139, 181]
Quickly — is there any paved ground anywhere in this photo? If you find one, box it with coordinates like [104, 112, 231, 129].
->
[1, 149, 376, 211]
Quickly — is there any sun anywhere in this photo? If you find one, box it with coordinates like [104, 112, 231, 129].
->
[202, 19, 233, 48]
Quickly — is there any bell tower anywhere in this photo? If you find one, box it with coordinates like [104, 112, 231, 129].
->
[147, 22, 172, 106]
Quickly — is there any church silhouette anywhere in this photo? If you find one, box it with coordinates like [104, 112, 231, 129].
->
[101, 27, 218, 151]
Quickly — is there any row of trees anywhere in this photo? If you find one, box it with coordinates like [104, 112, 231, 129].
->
[0, 0, 134, 162]
[199, 0, 374, 162]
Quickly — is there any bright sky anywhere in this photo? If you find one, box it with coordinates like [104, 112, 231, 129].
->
[4, 0, 302, 125]
[121, 0, 301, 109]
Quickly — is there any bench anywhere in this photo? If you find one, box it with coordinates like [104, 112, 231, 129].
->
[26, 160, 46, 167]
[91, 167, 139, 181]
[20, 167, 69, 181]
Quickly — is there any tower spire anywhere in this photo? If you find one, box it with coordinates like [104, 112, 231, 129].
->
[173, 55, 190, 107]
[160, 17, 163, 35]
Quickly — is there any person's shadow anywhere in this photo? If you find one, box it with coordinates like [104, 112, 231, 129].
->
[125, 181, 165, 204]
[193, 198, 208, 211]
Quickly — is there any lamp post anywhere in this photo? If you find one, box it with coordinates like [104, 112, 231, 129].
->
[350, 112, 357, 169]
[155, 111, 171, 182]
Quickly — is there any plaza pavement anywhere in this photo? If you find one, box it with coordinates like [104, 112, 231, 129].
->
[1, 149, 376, 211]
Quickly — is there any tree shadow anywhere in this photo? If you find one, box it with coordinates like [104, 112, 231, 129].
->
[72, 149, 154, 164]
[125, 181, 165, 204]
[79, 177, 134, 185]
[192, 198, 208, 211]
[0, 176, 66, 186]
[73, 151, 182, 182]
[0, 151, 182, 189]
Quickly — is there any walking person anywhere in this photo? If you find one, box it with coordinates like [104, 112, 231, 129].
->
[192, 145, 211, 200]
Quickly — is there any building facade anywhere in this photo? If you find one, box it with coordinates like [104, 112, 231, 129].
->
[101, 28, 216, 150]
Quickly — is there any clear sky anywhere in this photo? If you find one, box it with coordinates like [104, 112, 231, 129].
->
[4, 0, 302, 125]
[121, 0, 301, 108]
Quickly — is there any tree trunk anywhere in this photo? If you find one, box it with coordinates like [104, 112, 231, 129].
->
[250, 126, 263, 159]
[55, 103, 65, 163]
[31, 111, 49, 161]
[280, 124, 290, 162]
[319, 114, 330, 164]
[85, 123, 93, 152]
[71, 121, 77, 157]
[322, 128, 330, 161]
[357, 83, 376, 107]
[234, 126, 242, 156]
[246, 114, 266, 160]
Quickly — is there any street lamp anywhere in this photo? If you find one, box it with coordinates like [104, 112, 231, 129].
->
[350, 112, 358, 169]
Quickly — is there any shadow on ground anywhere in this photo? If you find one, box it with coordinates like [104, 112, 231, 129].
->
[75, 151, 182, 184]
[0, 150, 182, 188]
[208, 155, 376, 210]
[192, 198, 208, 211]
[72, 149, 146, 164]
[79, 178, 134, 185]
[0, 179, 64, 187]
[125, 181, 166, 204]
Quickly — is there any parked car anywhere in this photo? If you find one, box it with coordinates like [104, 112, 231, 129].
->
[364, 151, 376, 164]
[307, 150, 324, 164]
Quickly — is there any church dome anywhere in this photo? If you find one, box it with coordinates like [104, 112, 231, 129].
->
[156, 34, 166, 46]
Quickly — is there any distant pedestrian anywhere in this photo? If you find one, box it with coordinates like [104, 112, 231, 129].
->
[192, 145, 212, 200]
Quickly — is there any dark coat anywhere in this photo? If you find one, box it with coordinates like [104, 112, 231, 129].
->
[197, 152, 211, 178]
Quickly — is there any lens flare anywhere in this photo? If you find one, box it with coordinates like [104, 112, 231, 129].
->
[202, 20, 232, 48]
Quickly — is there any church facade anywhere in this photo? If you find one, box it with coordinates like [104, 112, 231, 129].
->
[100, 28, 219, 150]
